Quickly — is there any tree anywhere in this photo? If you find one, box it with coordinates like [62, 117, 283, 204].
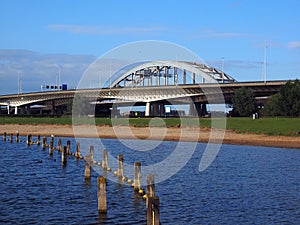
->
[278, 80, 300, 116]
[263, 80, 300, 116]
[262, 93, 281, 116]
[232, 87, 256, 117]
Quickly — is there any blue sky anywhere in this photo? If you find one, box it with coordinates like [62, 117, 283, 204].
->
[0, 0, 299, 94]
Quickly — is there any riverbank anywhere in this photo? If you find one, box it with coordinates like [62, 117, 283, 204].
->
[1, 124, 299, 149]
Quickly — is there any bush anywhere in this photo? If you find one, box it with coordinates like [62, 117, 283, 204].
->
[232, 87, 256, 117]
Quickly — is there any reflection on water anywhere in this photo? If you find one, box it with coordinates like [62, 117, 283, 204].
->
[0, 137, 299, 224]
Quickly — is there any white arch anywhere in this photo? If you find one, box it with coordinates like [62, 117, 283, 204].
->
[110, 60, 236, 88]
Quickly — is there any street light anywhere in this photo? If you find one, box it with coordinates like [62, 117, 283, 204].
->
[263, 44, 267, 84]
[17, 71, 22, 94]
[221, 57, 225, 83]
[55, 64, 61, 90]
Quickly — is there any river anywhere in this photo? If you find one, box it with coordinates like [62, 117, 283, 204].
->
[0, 137, 299, 224]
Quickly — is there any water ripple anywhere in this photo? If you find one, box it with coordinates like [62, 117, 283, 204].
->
[0, 138, 299, 224]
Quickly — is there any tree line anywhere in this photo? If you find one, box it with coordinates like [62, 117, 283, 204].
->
[232, 80, 300, 117]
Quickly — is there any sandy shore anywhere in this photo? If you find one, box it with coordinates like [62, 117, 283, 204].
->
[1, 124, 299, 149]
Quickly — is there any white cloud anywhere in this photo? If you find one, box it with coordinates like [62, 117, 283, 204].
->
[192, 30, 250, 39]
[48, 24, 168, 35]
[287, 41, 300, 49]
[0, 50, 95, 94]
[207, 59, 262, 70]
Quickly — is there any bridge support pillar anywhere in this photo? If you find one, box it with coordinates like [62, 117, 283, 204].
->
[145, 102, 150, 117]
[200, 104, 207, 117]
[14, 106, 18, 115]
[152, 103, 160, 116]
[189, 103, 207, 117]
[24, 106, 29, 115]
[19, 106, 25, 115]
[7, 105, 10, 115]
[50, 100, 56, 116]
[188, 103, 195, 117]
[159, 103, 165, 116]
[111, 106, 119, 118]
[146, 102, 165, 117]
[195, 103, 202, 117]
[195, 103, 208, 117]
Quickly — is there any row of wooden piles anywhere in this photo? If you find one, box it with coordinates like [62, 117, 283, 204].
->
[2, 132, 160, 225]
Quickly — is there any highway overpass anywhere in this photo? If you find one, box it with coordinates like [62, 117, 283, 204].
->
[0, 60, 289, 116]
[0, 80, 287, 116]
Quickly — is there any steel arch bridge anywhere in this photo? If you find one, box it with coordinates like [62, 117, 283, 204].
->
[109, 60, 236, 88]
[0, 60, 287, 116]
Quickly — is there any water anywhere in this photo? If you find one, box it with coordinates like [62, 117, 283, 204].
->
[0, 137, 299, 224]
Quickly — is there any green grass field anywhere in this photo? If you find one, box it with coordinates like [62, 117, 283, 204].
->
[227, 117, 300, 136]
[0, 116, 299, 136]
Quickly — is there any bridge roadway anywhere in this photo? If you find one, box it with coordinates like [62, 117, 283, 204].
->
[0, 80, 288, 116]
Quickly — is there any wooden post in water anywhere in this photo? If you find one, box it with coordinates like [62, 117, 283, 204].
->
[146, 174, 159, 225]
[37, 135, 41, 145]
[61, 146, 67, 165]
[90, 145, 94, 162]
[26, 134, 32, 146]
[146, 174, 155, 197]
[42, 137, 47, 150]
[75, 143, 81, 158]
[29, 134, 32, 145]
[10, 133, 13, 143]
[84, 155, 91, 179]
[117, 154, 124, 178]
[49, 136, 54, 155]
[16, 132, 19, 143]
[97, 176, 107, 214]
[3, 132, 7, 141]
[29, 134, 32, 144]
[134, 162, 141, 191]
[57, 139, 62, 151]
[102, 149, 108, 170]
[66, 140, 71, 155]
[146, 196, 160, 225]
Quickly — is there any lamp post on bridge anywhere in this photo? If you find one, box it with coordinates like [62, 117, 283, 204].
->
[17, 71, 22, 94]
[263, 44, 267, 84]
[55, 64, 61, 91]
[221, 57, 225, 83]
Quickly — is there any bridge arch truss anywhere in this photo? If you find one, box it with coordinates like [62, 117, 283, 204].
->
[110, 60, 236, 88]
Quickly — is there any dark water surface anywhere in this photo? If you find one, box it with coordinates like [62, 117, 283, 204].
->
[0, 137, 299, 224]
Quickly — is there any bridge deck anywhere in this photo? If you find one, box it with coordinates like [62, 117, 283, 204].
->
[0, 80, 289, 107]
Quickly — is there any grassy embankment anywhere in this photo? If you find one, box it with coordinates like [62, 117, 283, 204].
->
[0, 117, 299, 136]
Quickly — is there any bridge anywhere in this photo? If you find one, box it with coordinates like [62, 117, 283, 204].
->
[0, 60, 288, 117]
